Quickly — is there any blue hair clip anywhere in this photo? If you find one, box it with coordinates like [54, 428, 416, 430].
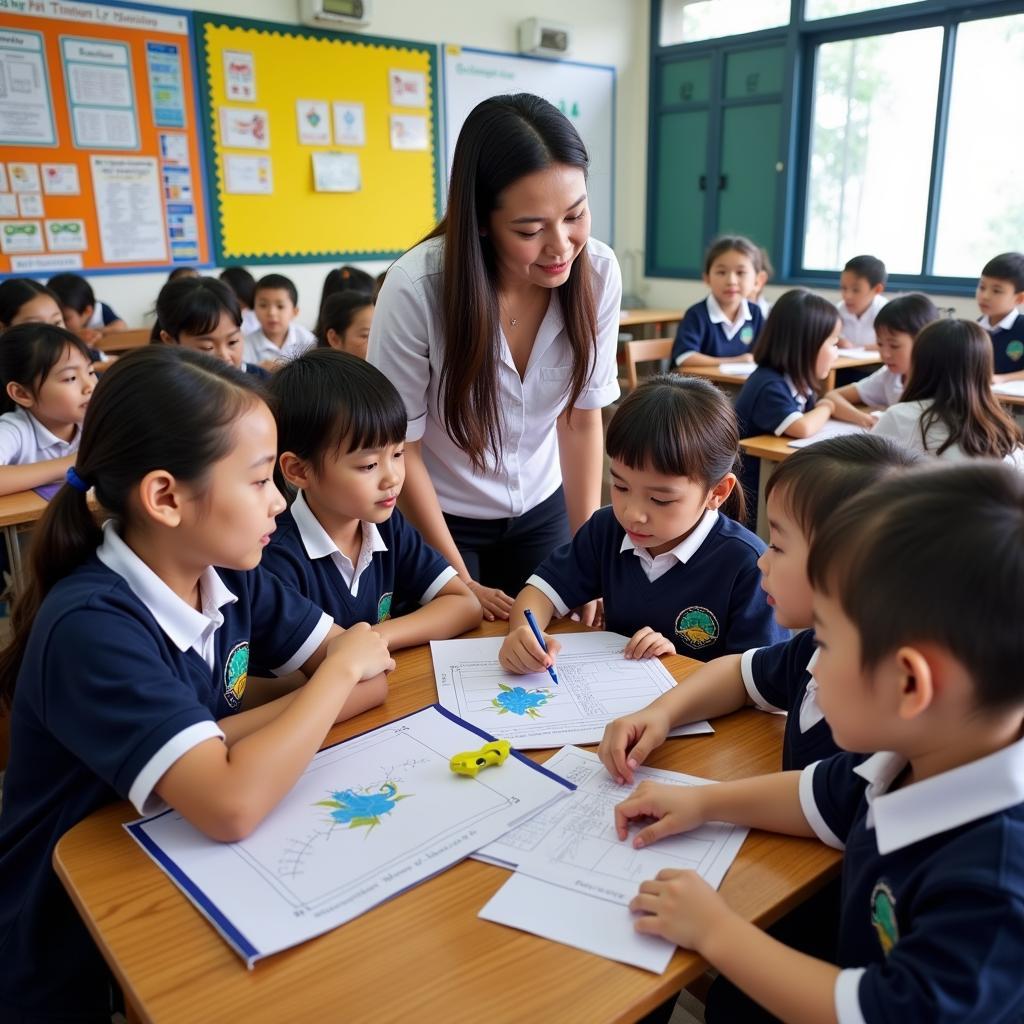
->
[65, 466, 90, 493]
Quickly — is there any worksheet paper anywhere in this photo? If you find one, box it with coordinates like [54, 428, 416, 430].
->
[787, 420, 865, 448]
[994, 380, 1024, 398]
[717, 361, 758, 376]
[126, 706, 574, 967]
[430, 632, 713, 749]
[478, 747, 748, 972]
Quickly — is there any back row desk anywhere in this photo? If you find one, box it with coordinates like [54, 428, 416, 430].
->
[680, 353, 882, 393]
[54, 619, 840, 1024]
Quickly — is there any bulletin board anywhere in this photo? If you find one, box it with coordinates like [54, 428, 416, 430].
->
[442, 46, 615, 245]
[0, 0, 212, 278]
[195, 15, 442, 264]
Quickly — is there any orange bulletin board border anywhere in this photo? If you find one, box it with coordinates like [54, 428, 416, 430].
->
[0, 0, 213, 278]
[194, 14, 442, 265]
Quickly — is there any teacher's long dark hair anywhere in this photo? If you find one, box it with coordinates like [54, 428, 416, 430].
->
[427, 94, 597, 470]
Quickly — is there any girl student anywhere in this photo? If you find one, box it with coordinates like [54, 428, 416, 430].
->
[670, 235, 765, 367]
[219, 265, 260, 335]
[0, 346, 394, 1021]
[0, 323, 96, 495]
[824, 293, 939, 428]
[155, 275, 269, 380]
[873, 317, 1024, 467]
[734, 288, 841, 518]
[47, 272, 127, 339]
[369, 94, 622, 624]
[0, 277, 107, 364]
[498, 375, 784, 674]
[263, 349, 481, 650]
[316, 290, 374, 359]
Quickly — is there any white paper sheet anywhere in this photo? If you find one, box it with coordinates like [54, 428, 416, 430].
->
[994, 380, 1024, 398]
[431, 632, 713, 749]
[837, 346, 879, 360]
[333, 101, 365, 145]
[126, 706, 573, 967]
[787, 420, 866, 448]
[219, 106, 270, 149]
[480, 872, 676, 973]
[224, 154, 272, 195]
[312, 152, 359, 192]
[717, 361, 758, 376]
[90, 156, 167, 263]
[390, 114, 428, 150]
[0, 31, 56, 146]
[296, 99, 330, 145]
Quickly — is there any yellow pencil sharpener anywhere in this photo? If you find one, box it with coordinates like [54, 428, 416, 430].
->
[449, 740, 513, 777]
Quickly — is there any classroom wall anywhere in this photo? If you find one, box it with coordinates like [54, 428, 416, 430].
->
[79, 0, 651, 327]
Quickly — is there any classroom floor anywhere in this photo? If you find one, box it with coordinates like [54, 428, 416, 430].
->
[672, 992, 706, 1023]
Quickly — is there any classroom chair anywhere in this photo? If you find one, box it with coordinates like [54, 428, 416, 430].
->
[623, 337, 672, 390]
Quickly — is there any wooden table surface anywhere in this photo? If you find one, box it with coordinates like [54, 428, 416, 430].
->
[54, 621, 839, 1024]
[679, 354, 881, 393]
[0, 489, 48, 529]
[739, 434, 796, 463]
[620, 308, 683, 328]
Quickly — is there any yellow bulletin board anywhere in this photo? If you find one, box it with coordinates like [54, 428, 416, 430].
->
[195, 14, 441, 263]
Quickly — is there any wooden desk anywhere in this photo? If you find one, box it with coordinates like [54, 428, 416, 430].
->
[740, 434, 795, 538]
[95, 327, 150, 353]
[54, 622, 839, 1024]
[620, 308, 683, 330]
[679, 354, 881, 395]
[0, 489, 49, 593]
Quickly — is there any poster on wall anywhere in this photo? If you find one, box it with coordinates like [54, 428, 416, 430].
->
[0, 29, 57, 146]
[90, 155, 168, 263]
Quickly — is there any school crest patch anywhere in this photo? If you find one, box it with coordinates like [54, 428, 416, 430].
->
[377, 591, 393, 623]
[223, 641, 249, 709]
[870, 880, 898, 956]
[674, 606, 719, 649]
[739, 325, 754, 346]
[1007, 340, 1024, 363]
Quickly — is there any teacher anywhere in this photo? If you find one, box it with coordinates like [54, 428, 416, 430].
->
[369, 93, 621, 621]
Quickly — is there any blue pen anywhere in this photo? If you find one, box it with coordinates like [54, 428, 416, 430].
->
[523, 608, 559, 686]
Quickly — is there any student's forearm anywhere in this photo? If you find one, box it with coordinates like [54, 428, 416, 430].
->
[373, 592, 481, 649]
[783, 401, 833, 439]
[0, 454, 75, 495]
[994, 369, 1024, 384]
[509, 585, 556, 631]
[677, 352, 746, 366]
[396, 441, 472, 579]
[655, 654, 750, 725]
[700, 913, 839, 1024]
[557, 408, 604, 533]
[695, 771, 813, 836]
[823, 386, 874, 427]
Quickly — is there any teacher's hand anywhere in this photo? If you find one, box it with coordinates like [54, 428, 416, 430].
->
[466, 579, 514, 622]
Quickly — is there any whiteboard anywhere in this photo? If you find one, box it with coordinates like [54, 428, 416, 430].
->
[442, 45, 615, 245]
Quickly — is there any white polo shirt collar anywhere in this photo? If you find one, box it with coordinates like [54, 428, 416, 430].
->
[291, 490, 388, 595]
[706, 293, 753, 341]
[96, 520, 238, 668]
[619, 508, 719, 583]
[979, 309, 1019, 332]
[852, 732, 1024, 855]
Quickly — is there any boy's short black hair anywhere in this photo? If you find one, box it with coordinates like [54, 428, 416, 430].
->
[981, 252, 1024, 292]
[808, 462, 1024, 713]
[46, 273, 95, 314]
[765, 434, 921, 541]
[267, 348, 406, 474]
[255, 273, 299, 307]
[842, 255, 886, 289]
[872, 293, 938, 338]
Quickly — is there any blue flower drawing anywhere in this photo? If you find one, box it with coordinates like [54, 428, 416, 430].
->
[491, 682, 552, 719]
[315, 781, 410, 832]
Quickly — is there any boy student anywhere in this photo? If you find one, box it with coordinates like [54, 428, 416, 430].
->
[616, 462, 1024, 1024]
[244, 273, 316, 368]
[977, 251, 1024, 382]
[837, 255, 886, 348]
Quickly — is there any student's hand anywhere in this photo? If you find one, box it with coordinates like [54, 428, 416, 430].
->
[467, 579, 514, 622]
[624, 627, 675, 660]
[855, 410, 878, 429]
[836, 337, 853, 349]
[325, 623, 395, 681]
[629, 869, 733, 950]
[724, 353, 754, 363]
[598, 706, 672, 784]
[614, 780, 707, 847]
[573, 598, 603, 627]
[499, 625, 562, 675]
[75, 327, 103, 346]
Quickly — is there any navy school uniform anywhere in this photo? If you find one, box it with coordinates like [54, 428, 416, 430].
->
[0, 522, 333, 1021]
[741, 630, 838, 771]
[243, 361, 270, 380]
[527, 506, 785, 661]
[259, 490, 456, 636]
[671, 296, 765, 366]
[801, 743, 1024, 1024]
[983, 311, 1024, 375]
[734, 366, 816, 521]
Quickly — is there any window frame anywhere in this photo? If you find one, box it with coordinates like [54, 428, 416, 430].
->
[648, 0, 1024, 295]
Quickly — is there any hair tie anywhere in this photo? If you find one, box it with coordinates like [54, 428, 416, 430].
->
[65, 467, 90, 493]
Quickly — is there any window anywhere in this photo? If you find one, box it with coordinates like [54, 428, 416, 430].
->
[802, 27, 942, 274]
[805, 0, 920, 19]
[660, 0, 789, 46]
[932, 13, 1024, 277]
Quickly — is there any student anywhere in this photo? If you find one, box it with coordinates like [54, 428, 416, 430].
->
[873, 318, 1024, 467]
[734, 289, 840, 514]
[0, 278, 107, 365]
[316, 290, 374, 359]
[750, 246, 773, 318]
[0, 346, 393, 1021]
[244, 273, 316, 368]
[824, 293, 938, 427]
[219, 265, 260, 335]
[155, 276, 268, 380]
[167, 265, 200, 282]
[615, 462, 1024, 1024]
[262, 349, 481, 650]
[499, 375, 784, 672]
[599, 434, 920, 783]
[836, 254, 887, 348]
[47, 272, 127, 337]
[0, 324, 96, 495]
[671, 236, 765, 367]
[320, 265, 375, 314]
[976, 251, 1024, 382]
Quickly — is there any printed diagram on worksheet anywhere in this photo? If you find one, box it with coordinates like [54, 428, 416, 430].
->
[125, 706, 573, 966]
[479, 746, 748, 904]
[431, 632, 713, 748]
